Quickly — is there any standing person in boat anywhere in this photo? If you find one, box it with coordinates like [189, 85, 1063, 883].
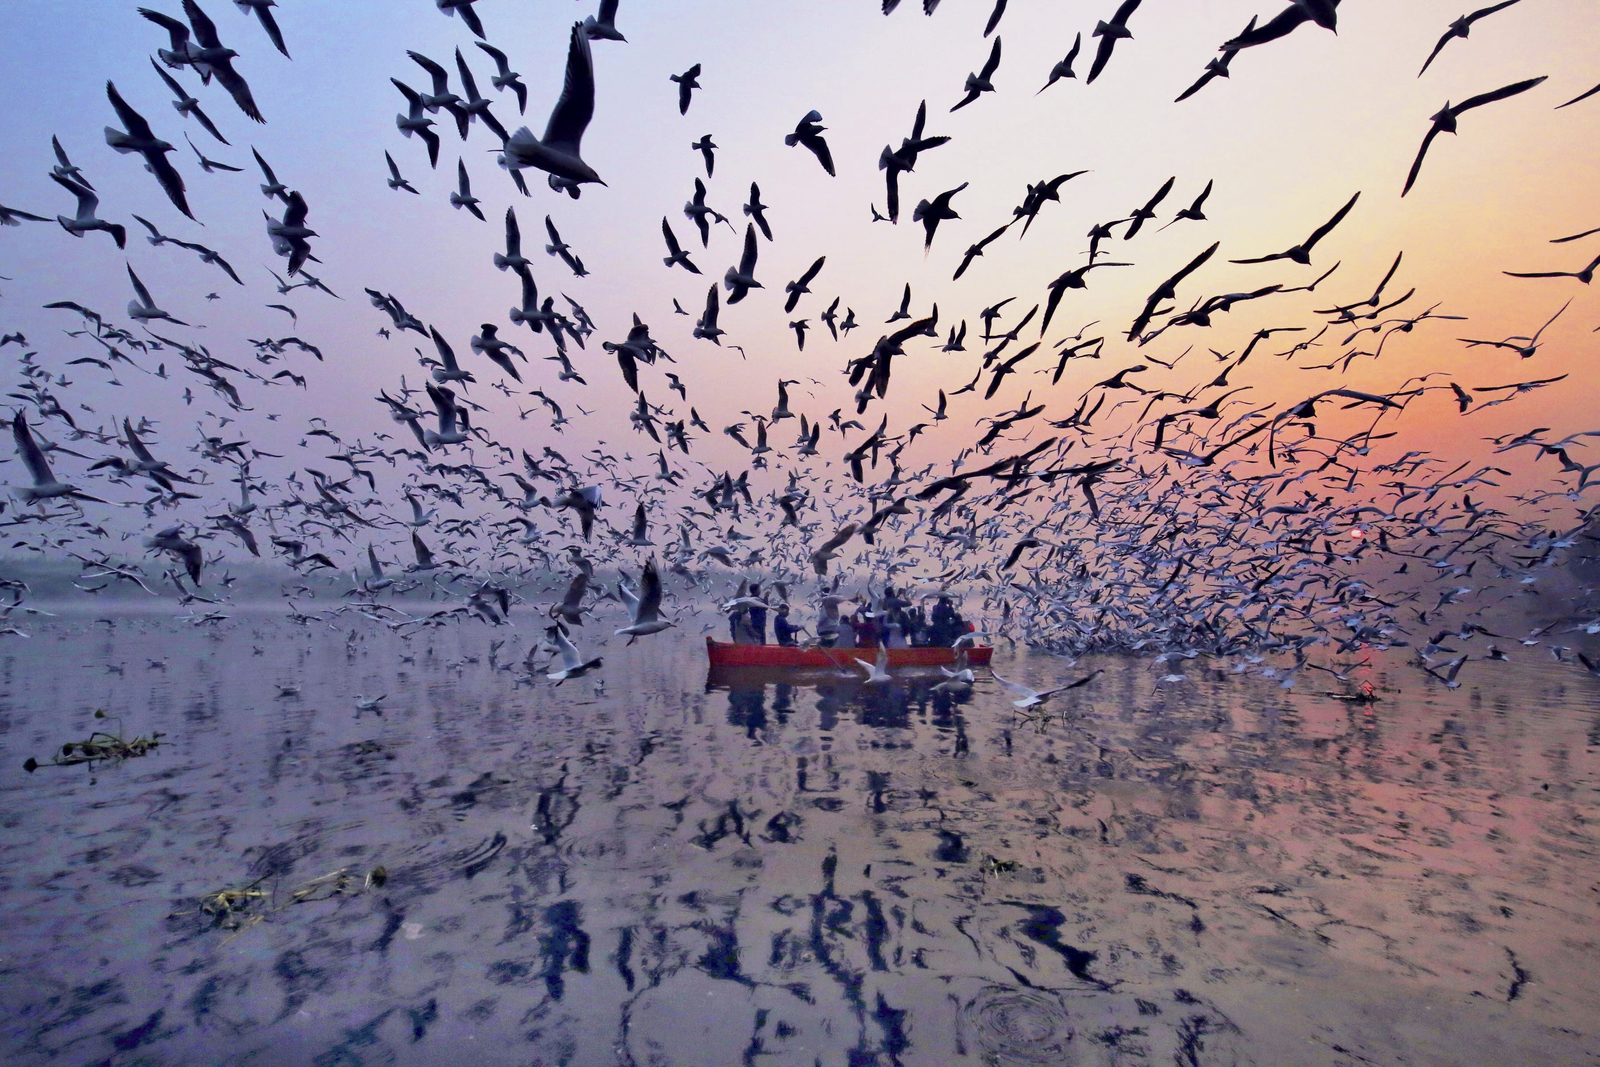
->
[748, 582, 768, 644]
[816, 596, 842, 648]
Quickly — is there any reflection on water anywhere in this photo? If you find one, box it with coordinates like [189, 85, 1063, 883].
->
[0, 610, 1597, 1066]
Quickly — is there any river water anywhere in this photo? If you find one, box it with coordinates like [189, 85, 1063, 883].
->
[1, 608, 1597, 1066]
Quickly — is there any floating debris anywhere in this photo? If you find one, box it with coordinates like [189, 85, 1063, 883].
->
[22, 710, 163, 772]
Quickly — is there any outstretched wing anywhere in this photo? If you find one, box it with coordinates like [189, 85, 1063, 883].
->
[544, 21, 596, 154]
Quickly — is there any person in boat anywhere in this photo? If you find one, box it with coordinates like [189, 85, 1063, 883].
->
[748, 582, 768, 644]
[849, 611, 880, 649]
[773, 604, 803, 647]
[729, 606, 761, 644]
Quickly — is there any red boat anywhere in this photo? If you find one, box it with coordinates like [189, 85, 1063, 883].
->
[705, 636, 991, 670]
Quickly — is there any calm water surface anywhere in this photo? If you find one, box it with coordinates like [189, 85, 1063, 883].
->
[1, 608, 1597, 1066]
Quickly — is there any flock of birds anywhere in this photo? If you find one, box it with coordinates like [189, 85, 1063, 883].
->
[3, 0, 1600, 699]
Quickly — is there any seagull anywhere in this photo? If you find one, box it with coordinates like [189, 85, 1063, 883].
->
[50, 173, 125, 248]
[1503, 252, 1600, 285]
[471, 323, 523, 381]
[694, 284, 724, 344]
[615, 559, 673, 641]
[785, 111, 835, 176]
[1175, 21, 1251, 102]
[265, 190, 315, 275]
[393, 80, 442, 168]
[1404, 76, 1547, 196]
[142, 1, 266, 122]
[126, 265, 187, 326]
[51, 135, 93, 188]
[671, 63, 702, 114]
[148, 56, 229, 144]
[475, 41, 527, 114]
[436, 0, 485, 40]
[147, 525, 203, 584]
[744, 182, 773, 240]
[692, 134, 717, 177]
[1231, 192, 1358, 265]
[0, 202, 50, 228]
[185, 132, 242, 172]
[234, 0, 290, 56]
[501, 23, 603, 190]
[494, 206, 531, 273]
[913, 183, 968, 250]
[990, 668, 1102, 709]
[545, 216, 587, 277]
[251, 146, 289, 200]
[385, 151, 418, 193]
[661, 218, 701, 274]
[1087, 0, 1142, 84]
[1038, 32, 1081, 94]
[450, 158, 485, 220]
[545, 624, 602, 683]
[854, 645, 893, 684]
[683, 177, 730, 247]
[784, 256, 825, 313]
[1224, 0, 1339, 51]
[10, 411, 110, 505]
[583, 0, 626, 42]
[1418, 1, 1525, 78]
[455, 49, 510, 143]
[810, 522, 856, 575]
[951, 37, 1002, 111]
[103, 81, 194, 219]
[408, 51, 468, 136]
[724, 225, 763, 304]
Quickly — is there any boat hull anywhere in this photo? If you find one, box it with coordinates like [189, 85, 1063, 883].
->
[704, 636, 991, 669]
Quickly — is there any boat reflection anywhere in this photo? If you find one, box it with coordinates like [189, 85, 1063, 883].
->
[708, 666, 976, 740]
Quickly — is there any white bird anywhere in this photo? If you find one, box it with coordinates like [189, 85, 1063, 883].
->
[50, 173, 125, 248]
[615, 558, 673, 642]
[546, 623, 602, 683]
[126, 265, 186, 326]
[501, 23, 603, 191]
[990, 668, 1102, 709]
[10, 412, 108, 504]
[855, 644, 893, 685]
[583, 0, 626, 41]
[355, 694, 387, 712]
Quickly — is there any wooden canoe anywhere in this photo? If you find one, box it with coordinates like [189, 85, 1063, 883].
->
[705, 636, 991, 669]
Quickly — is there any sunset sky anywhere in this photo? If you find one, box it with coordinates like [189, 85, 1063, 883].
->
[1, 0, 1597, 515]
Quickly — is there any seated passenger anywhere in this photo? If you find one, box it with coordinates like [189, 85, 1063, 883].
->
[774, 604, 803, 647]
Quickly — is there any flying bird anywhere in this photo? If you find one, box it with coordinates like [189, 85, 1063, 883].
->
[450, 158, 485, 220]
[660, 217, 701, 274]
[912, 183, 968, 250]
[474, 42, 527, 115]
[724, 224, 763, 303]
[148, 56, 229, 144]
[103, 81, 194, 219]
[50, 173, 125, 248]
[501, 22, 603, 191]
[1230, 191, 1358, 265]
[1418, 1, 1525, 78]
[1038, 33, 1082, 94]
[1223, 0, 1339, 51]
[785, 111, 834, 176]
[951, 37, 1002, 111]
[393, 80, 442, 168]
[234, 0, 290, 57]
[384, 151, 417, 193]
[671, 63, 702, 114]
[784, 256, 825, 313]
[1403, 76, 1547, 196]
[691, 134, 716, 177]
[141, 0, 265, 122]
[1087, 0, 1142, 84]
